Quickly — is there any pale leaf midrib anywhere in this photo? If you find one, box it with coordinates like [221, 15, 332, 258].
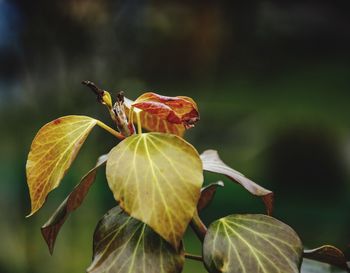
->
[222, 221, 282, 273]
[225, 219, 299, 256]
[226, 220, 297, 271]
[143, 136, 177, 246]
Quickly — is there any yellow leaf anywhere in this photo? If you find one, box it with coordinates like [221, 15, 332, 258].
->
[106, 133, 203, 248]
[26, 115, 98, 216]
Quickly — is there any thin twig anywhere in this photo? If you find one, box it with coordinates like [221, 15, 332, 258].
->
[185, 253, 203, 262]
[112, 91, 134, 136]
[82, 80, 134, 137]
[82, 80, 104, 103]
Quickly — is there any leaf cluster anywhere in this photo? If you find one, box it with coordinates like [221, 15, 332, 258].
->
[25, 83, 350, 272]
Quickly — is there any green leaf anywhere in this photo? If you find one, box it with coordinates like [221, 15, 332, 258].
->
[197, 181, 224, 211]
[200, 150, 274, 215]
[106, 132, 203, 249]
[41, 154, 107, 254]
[203, 214, 303, 273]
[303, 245, 349, 270]
[301, 259, 348, 273]
[87, 206, 185, 273]
[26, 115, 98, 216]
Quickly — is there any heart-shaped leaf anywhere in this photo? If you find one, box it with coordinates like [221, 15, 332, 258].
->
[303, 245, 349, 270]
[203, 214, 303, 273]
[41, 154, 107, 254]
[124, 97, 186, 136]
[200, 150, 274, 215]
[197, 181, 224, 211]
[87, 206, 185, 273]
[106, 132, 203, 248]
[132, 93, 199, 128]
[26, 115, 98, 216]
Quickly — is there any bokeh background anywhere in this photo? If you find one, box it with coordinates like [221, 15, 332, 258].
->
[1, 0, 350, 272]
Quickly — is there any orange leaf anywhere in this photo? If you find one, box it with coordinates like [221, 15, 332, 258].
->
[26, 116, 98, 216]
[124, 98, 186, 136]
[132, 92, 200, 129]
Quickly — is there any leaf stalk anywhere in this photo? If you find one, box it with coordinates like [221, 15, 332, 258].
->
[190, 210, 207, 242]
[96, 121, 124, 140]
[185, 253, 203, 262]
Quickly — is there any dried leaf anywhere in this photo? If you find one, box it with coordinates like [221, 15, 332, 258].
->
[304, 245, 349, 270]
[106, 132, 203, 248]
[203, 214, 303, 273]
[124, 97, 186, 136]
[88, 206, 185, 273]
[26, 116, 98, 216]
[41, 154, 107, 254]
[197, 181, 224, 211]
[200, 150, 274, 215]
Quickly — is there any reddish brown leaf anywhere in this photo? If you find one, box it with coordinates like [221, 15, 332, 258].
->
[41, 154, 107, 254]
[124, 98, 186, 136]
[200, 150, 274, 215]
[197, 181, 224, 212]
[303, 245, 349, 270]
[132, 92, 200, 129]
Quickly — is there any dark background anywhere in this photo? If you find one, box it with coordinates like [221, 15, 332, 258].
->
[1, 0, 349, 272]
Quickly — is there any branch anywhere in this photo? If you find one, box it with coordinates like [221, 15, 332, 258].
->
[82, 80, 134, 137]
[82, 80, 105, 104]
[112, 91, 135, 136]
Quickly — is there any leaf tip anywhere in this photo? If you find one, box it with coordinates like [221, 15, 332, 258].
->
[41, 226, 56, 255]
[217, 180, 224, 187]
[25, 206, 38, 218]
[25, 213, 33, 218]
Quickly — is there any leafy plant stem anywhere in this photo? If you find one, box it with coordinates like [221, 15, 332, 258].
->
[96, 120, 124, 140]
[184, 253, 203, 262]
[190, 210, 207, 242]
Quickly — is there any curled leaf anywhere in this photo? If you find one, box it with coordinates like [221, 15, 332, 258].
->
[88, 206, 185, 273]
[203, 214, 303, 273]
[26, 116, 98, 216]
[125, 97, 185, 136]
[303, 245, 349, 270]
[41, 154, 107, 254]
[200, 150, 274, 215]
[131, 92, 199, 129]
[197, 181, 224, 212]
[106, 132, 203, 249]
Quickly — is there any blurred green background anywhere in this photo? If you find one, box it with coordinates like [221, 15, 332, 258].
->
[1, 0, 350, 272]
